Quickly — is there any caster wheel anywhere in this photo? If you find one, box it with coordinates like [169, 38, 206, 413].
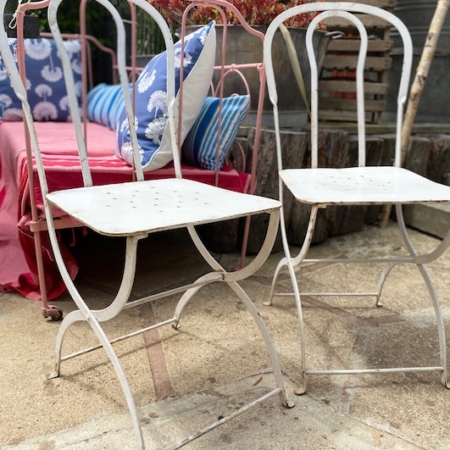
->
[42, 305, 63, 321]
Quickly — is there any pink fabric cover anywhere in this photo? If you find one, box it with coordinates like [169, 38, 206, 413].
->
[0, 121, 250, 300]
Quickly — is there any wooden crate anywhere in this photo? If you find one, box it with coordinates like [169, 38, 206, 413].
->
[318, 0, 395, 124]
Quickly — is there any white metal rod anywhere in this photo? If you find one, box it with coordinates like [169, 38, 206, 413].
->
[165, 388, 283, 450]
[123, 274, 224, 310]
[275, 292, 378, 297]
[306, 366, 443, 375]
[60, 317, 177, 362]
[304, 257, 413, 264]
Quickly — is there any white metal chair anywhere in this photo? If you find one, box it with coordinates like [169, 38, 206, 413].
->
[0, 0, 293, 447]
[264, 2, 450, 393]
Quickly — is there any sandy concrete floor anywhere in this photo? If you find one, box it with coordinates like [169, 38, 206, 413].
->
[1, 223, 450, 449]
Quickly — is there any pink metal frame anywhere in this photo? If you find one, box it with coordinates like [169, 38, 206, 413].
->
[9, 0, 120, 319]
[9, 0, 267, 317]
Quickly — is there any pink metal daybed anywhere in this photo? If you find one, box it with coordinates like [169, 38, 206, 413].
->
[0, 0, 265, 318]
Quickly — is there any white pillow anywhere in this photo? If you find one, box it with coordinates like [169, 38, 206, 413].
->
[116, 22, 216, 171]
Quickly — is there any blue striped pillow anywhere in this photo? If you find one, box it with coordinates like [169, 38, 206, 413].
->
[182, 95, 250, 170]
[87, 83, 126, 130]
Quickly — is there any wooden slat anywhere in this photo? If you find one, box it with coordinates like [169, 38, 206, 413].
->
[318, 111, 386, 122]
[327, 39, 393, 52]
[322, 15, 391, 30]
[320, 110, 356, 120]
[318, 80, 389, 95]
[319, 110, 359, 121]
[319, 98, 386, 112]
[322, 55, 392, 71]
[318, 110, 384, 122]
[318, 0, 394, 124]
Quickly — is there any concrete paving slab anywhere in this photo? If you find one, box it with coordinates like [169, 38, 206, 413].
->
[1, 224, 450, 449]
[2, 375, 424, 450]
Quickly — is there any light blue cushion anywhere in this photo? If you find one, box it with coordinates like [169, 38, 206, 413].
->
[182, 95, 250, 170]
[116, 21, 216, 172]
[0, 38, 82, 121]
[87, 83, 125, 130]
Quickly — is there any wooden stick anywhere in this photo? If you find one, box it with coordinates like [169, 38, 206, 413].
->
[380, 0, 450, 228]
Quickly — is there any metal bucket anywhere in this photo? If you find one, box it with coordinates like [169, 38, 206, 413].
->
[385, 0, 450, 124]
[392, 0, 450, 53]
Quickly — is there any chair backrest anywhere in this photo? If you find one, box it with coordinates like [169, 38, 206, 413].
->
[0, 0, 177, 195]
[264, 2, 413, 170]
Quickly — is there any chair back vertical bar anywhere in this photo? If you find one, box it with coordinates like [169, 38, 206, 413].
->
[265, 2, 413, 170]
[48, 0, 176, 185]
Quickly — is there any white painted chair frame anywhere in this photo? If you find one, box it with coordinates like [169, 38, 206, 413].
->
[264, 2, 450, 393]
[0, 0, 293, 447]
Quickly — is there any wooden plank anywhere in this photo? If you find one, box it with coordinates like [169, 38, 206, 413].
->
[322, 15, 391, 30]
[314, 123, 450, 135]
[318, 110, 359, 121]
[327, 39, 393, 52]
[319, 98, 386, 112]
[318, 80, 389, 95]
[318, 110, 382, 122]
[321, 55, 392, 71]
[317, 0, 395, 124]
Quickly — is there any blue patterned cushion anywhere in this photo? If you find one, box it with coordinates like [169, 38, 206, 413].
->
[87, 83, 125, 130]
[116, 22, 216, 172]
[182, 95, 250, 170]
[0, 38, 82, 121]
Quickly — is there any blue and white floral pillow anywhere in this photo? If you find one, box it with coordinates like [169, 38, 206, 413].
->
[116, 21, 216, 172]
[0, 38, 82, 121]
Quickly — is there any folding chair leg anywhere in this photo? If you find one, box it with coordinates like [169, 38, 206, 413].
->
[266, 256, 289, 306]
[33, 229, 63, 320]
[173, 273, 223, 326]
[267, 206, 319, 305]
[49, 309, 85, 377]
[180, 215, 294, 407]
[49, 234, 142, 378]
[395, 205, 449, 387]
[88, 315, 146, 449]
[418, 264, 449, 387]
[227, 280, 294, 407]
[287, 262, 307, 395]
[375, 262, 396, 307]
[49, 308, 146, 448]
[266, 207, 320, 394]
[239, 214, 252, 269]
